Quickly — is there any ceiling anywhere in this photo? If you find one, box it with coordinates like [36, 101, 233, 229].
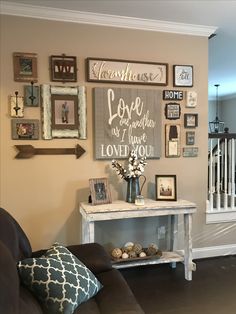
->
[1, 0, 236, 99]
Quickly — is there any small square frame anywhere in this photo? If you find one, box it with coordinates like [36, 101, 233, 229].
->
[173, 65, 193, 87]
[155, 175, 177, 201]
[89, 177, 112, 205]
[50, 55, 77, 82]
[13, 52, 38, 82]
[184, 113, 198, 128]
[165, 102, 181, 120]
[11, 119, 39, 140]
[186, 131, 195, 145]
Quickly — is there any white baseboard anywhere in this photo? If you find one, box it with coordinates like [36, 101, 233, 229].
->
[178, 244, 236, 260]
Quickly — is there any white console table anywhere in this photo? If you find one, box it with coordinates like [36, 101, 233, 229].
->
[79, 199, 197, 280]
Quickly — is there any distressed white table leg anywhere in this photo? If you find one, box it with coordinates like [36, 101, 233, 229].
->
[81, 215, 90, 244]
[168, 215, 178, 268]
[184, 213, 193, 281]
[88, 221, 95, 243]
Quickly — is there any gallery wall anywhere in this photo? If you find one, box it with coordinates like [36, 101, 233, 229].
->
[1, 14, 236, 251]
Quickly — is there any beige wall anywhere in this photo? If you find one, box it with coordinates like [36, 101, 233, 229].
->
[1, 15, 236, 251]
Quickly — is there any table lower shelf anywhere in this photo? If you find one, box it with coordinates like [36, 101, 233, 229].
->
[112, 251, 184, 269]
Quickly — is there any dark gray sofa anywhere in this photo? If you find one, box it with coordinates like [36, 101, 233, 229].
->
[0, 207, 144, 314]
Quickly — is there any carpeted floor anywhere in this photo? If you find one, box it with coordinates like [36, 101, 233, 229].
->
[121, 255, 236, 314]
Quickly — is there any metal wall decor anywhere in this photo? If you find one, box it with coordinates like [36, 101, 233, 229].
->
[186, 131, 195, 145]
[183, 147, 198, 157]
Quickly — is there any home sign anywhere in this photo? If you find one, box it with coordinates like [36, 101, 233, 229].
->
[93, 87, 162, 159]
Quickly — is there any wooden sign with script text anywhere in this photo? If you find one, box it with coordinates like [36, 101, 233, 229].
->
[93, 87, 162, 159]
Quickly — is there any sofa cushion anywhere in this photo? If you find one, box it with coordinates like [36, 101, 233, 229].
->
[17, 243, 102, 314]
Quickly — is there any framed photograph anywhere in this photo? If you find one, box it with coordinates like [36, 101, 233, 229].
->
[165, 102, 181, 120]
[89, 177, 112, 205]
[155, 175, 177, 201]
[186, 91, 197, 108]
[13, 52, 38, 82]
[184, 113, 198, 128]
[41, 85, 87, 139]
[173, 65, 193, 87]
[186, 131, 195, 145]
[51, 95, 78, 130]
[165, 124, 181, 157]
[50, 55, 77, 82]
[11, 119, 39, 140]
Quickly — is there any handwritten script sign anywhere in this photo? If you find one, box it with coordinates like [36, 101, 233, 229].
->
[87, 58, 168, 86]
[94, 87, 162, 159]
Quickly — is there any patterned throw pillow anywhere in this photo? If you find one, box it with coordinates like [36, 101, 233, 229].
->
[17, 243, 102, 314]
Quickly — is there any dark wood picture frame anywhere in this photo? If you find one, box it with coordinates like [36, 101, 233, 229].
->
[155, 175, 177, 201]
[51, 95, 79, 130]
[184, 113, 198, 128]
[11, 119, 39, 140]
[186, 131, 195, 145]
[13, 52, 38, 82]
[165, 124, 181, 157]
[173, 65, 193, 87]
[89, 177, 112, 205]
[50, 55, 77, 82]
[165, 102, 181, 120]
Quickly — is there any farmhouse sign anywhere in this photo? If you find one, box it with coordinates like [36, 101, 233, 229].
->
[94, 87, 162, 159]
[87, 58, 168, 86]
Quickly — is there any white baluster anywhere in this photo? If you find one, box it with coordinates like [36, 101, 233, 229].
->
[224, 138, 228, 210]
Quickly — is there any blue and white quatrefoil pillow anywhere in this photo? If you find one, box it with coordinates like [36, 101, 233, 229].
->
[17, 243, 102, 314]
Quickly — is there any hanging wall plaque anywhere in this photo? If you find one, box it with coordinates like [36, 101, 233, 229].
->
[93, 87, 162, 159]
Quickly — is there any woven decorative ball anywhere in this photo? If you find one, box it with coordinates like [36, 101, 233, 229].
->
[121, 247, 129, 254]
[146, 246, 158, 256]
[128, 250, 137, 258]
[149, 243, 158, 251]
[122, 252, 129, 259]
[133, 243, 143, 254]
[124, 242, 134, 251]
[139, 251, 147, 258]
[111, 248, 122, 259]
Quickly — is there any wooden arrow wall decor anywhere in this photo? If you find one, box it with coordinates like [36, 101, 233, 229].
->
[14, 144, 85, 159]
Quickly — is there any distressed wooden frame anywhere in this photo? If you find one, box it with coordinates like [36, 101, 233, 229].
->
[89, 177, 112, 205]
[186, 131, 195, 145]
[11, 119, 39, 140]
[50, 55, 77, 82]
[13, 52, 38, 82]
[155, 175, 177, 201]
[41, 85, 87, 139]
[87, 57, 168, 86]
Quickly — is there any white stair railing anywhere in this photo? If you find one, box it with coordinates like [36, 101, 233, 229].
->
[208, 133, 236, 212]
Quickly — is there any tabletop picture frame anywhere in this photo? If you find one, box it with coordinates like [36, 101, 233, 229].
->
[13, 52, 38, 82]
[173, 65, 193, 87]
[89, 177, 112, 205]
[155, 175, 177, 201]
